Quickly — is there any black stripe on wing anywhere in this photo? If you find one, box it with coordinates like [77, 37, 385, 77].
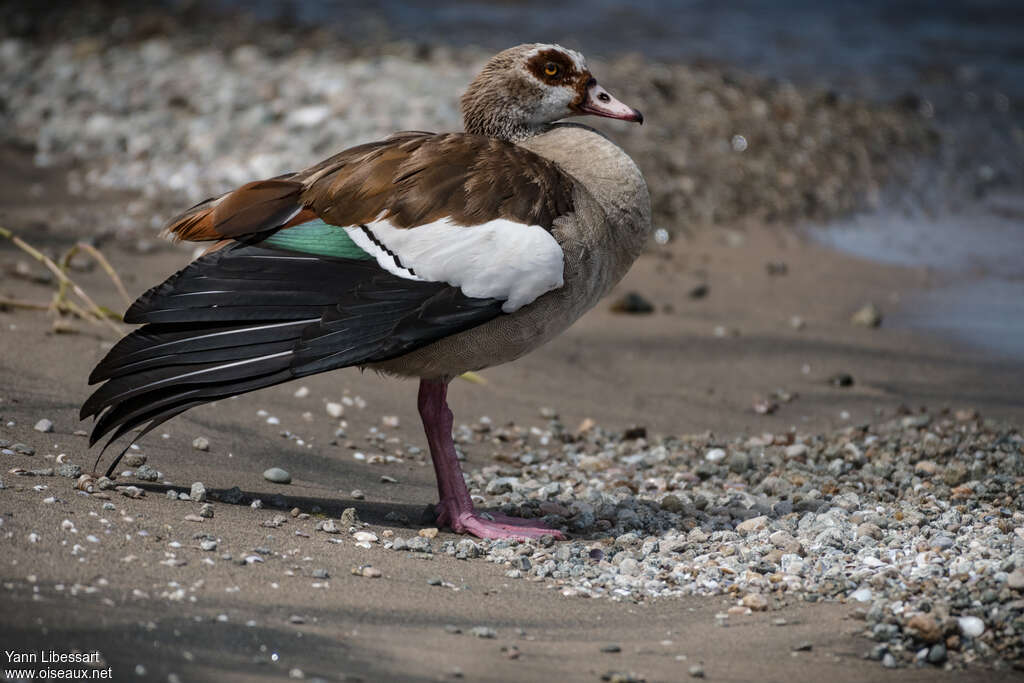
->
[82, 243, 504, 448]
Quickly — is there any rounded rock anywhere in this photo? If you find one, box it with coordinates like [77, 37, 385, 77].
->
[263, 467, 291, 484]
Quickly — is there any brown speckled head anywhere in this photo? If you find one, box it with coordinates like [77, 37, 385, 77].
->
[461, 43, 642, 143]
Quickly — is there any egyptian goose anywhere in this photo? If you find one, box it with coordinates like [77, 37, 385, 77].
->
[82, 44, 650, 540]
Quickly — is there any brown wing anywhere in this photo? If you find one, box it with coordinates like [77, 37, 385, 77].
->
[163, 132, 575, 242]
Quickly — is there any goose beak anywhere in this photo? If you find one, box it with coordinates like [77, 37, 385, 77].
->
[576, 81, 644, 124]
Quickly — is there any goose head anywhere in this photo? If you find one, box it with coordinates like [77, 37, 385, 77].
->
[461, 43, 643, 142]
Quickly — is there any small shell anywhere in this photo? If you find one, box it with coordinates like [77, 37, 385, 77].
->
[74, 474, 96, 492]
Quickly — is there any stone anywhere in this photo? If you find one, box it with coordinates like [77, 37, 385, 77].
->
[736, 515, 768, 535]
[263, 467, 291, 484]
[190, 482, 206, 502]
[340, 507, 360, 527]
[1007, 568, 1024, 591]
[660, 495, 684, 512]
[688, 664, 705, 678]
[957, 616, 984, 638]
[58, 463, 82, 478]
[741, 593, 768, 611]
[784, 444, 808, 459]
[856, 523, 883, 540]
[198, 503, 214, 518]
[34, 418, 54, 433]
[134, 464, 159, 481]
[851, 303, 882, 327]
[704, 448, 726, 463]
[905, 613, 942, 644]
[326, 402, 344, 418]
[192, 437, 210, 451]
[610, 292, 654, 314]
[926, 643, 947, 664]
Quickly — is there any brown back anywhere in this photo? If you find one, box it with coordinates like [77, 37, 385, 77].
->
[164, 132, 576, 242]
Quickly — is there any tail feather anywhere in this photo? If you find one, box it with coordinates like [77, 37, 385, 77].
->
[84, 242, 505, 458]
[88, 320, 317, 383]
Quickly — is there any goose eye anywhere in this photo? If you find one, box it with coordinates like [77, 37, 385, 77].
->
[543, 63, 559, 77]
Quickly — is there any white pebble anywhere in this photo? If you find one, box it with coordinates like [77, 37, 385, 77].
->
[704, 448, 726, 463]
[958, 616, 985, 638]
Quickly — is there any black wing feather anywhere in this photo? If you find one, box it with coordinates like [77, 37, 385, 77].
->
[83, 243, 504, 450]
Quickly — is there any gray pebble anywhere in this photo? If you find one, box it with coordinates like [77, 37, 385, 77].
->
[134, 464, 159, 482]
[34, 418, 54, 433]
[58, 463, 82, 478]
[190, 482, 207, 502]
[263, 467, 291, 484]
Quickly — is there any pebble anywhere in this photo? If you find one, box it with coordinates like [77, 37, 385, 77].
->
[905, 614, 941, 644]
[190, 482, 206, 502]
[688, 664, 705, 678]
[134, 464, 159, 482]
[57, 463, 82, 478]
[359, 566, 382, 578]
[321, 520, 340, 534]
[34, 418, 54, 433]
[704, 448, 726, 463]
[263, 467, 291, 484]
[192, 437, 210, 451]
[340, 508, 360, 527]
[851, 303, 883, 327]
[470, 626, 496, 639]
[1007, 568, 1024, 590]
[610, 292, 654, 315]
[198, 504, 214, 519]
[353, 531, 377, 543]
[957, 616, 985, 638]
[122, 453, 146, 468]
[600, 644, 622, 653]
[325, 402, 344, 418]
[740, 593, 768, 611]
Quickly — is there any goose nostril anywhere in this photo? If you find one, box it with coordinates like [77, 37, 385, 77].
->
[597, 93, 610, 103]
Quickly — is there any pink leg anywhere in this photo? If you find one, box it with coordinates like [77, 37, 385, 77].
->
[417, 378, 564, 541]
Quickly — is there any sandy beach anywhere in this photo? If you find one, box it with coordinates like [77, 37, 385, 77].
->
[2, 3, 1023, 682]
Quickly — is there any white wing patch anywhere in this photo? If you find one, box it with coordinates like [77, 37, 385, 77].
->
[348, 217, 564, 313]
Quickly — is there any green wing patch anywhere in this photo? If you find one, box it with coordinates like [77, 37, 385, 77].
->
[261, 219, 373, 260]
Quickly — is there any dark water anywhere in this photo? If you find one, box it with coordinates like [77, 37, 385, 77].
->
[223, 0, 1024, 95]
[221, 0, 1024, 358]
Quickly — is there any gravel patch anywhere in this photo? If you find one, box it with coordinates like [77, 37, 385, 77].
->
[424, 408, 1024, 670]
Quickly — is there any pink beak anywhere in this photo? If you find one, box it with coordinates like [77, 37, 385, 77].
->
[576, 81, 644, 124]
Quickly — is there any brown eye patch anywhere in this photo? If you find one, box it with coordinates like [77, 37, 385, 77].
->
[526, 49, 582, 86]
